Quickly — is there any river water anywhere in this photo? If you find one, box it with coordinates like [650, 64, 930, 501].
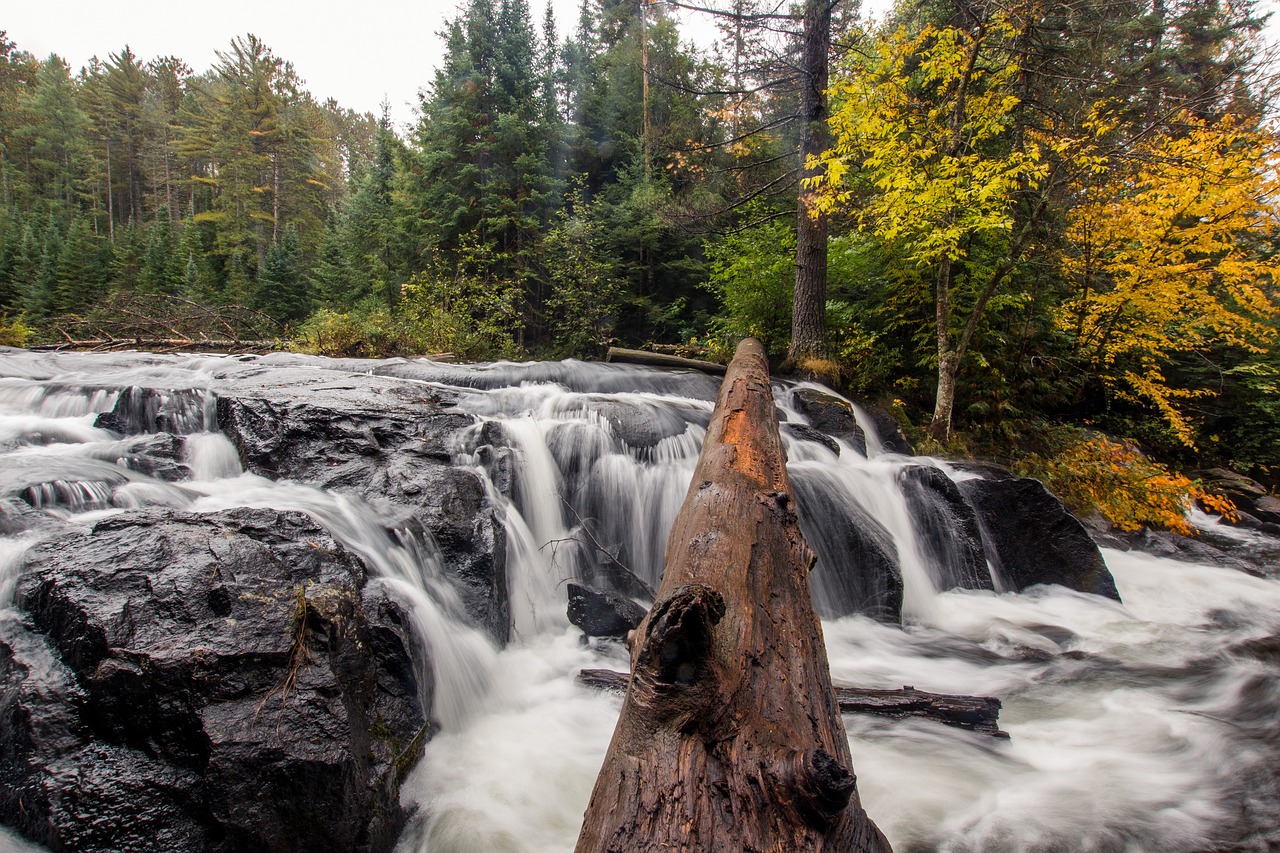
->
[0, 351, 1276, 853]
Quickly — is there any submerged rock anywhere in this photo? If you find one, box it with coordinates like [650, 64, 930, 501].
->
[3, 507, 427, 853]
[791, 388, 867, 456]
[792, 472, 904, 622]
[567, 583, 647, 638]
[215, 377, 508, 643]
[957, 474, 1121, 600]
[899, 464, 993, 592]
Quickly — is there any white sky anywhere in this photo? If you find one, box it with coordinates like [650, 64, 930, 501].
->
[3, 0, 1274, 132]
[3, 0, 720, 131]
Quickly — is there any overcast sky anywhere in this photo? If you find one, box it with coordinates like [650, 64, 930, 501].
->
[4, 0, 1274, 132]
[2, 0, 721, 131]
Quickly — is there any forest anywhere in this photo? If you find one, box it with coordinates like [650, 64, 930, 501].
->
[0, 0, 1277, 528]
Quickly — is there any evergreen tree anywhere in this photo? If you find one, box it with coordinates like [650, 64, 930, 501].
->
[54, 217, 102, 313]
[308, 223, 358, 308]
[253, 226, 309, 322]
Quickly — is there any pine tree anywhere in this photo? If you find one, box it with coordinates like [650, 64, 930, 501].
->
[253, 225, 309, 322]
[54, 216, 101, 313]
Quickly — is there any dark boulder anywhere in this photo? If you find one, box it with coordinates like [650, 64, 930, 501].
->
[957, 475, 1121, 600]
[792, 471, 904, 622]
[782, 422, 840, 456]
[899, 464, 993, 591]
[1197, 467, 1280, 525]
[216, 379, 508, 643]
[790, 388, 867, 456]
[587, 399, 705, 451]
[4, 507, 427, 853]
[859, 403, 914, 455]
[566, 583, 647, 638]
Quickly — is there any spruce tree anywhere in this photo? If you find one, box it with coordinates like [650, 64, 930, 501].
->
[253, 226, 309, 322]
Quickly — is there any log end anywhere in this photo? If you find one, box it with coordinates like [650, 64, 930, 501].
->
[787, 747, 857, 826]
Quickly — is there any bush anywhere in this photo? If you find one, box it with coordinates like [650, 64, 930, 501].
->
[1016, 428, 1235, 535]
[0, 315, 34, 348]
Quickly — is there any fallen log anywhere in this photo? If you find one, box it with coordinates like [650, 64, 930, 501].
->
[30, 338, 279, 353]
[576, 669, 1008, 737]
[605, 345, 728, 375]
[575, 338, 890, 853]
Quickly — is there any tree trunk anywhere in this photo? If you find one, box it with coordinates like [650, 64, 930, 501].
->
[789, 0, 835, 364]
[929, 251, 956, 441]
[575, 337, 890, 853]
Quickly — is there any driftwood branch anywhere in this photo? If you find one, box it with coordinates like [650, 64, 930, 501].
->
[605, 346, 727, 375]
[575, 338, 889, 852]
[576, 669, 1007, 737]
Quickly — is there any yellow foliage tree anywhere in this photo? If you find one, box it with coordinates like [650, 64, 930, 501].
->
[812, 10, 1046, 440]
[1059, 113, 1280, 444]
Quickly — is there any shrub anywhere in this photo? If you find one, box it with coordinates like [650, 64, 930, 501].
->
[0, 315, 34, 348]
[1017, 428, 1235, 535]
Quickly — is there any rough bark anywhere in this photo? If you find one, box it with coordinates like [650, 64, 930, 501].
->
[577, 670, 1007, 737]
[575, 337, 890, 853]
[789, 0, 835, 364]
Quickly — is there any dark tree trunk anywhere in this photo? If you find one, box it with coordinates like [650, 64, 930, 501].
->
[575, 337, 891, 853]
[789, 0, 836, 364]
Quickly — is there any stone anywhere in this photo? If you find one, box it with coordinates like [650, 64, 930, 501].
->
[1197, 467, 1280, 525]
[957, 475, 1121, 600]
[4, 507, 427, 853]
[215, 379, 508, 643]
[566, 583, 647, 638]
[791, 388, 867, 456]
[792, 472, 904, 622]
[899, 464, 993, 591]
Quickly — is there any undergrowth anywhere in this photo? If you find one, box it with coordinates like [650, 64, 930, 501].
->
[1012, 427, 1236, 536]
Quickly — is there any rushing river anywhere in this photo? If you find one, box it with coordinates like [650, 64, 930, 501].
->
[0, 350, 1277, 853]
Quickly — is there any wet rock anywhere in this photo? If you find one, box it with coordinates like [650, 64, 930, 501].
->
[1198, 467, 1280, 525]
[567, 583, 647, 638]
[4, 507, 427, 853]
[859, 403, 914, 455]
[792, 472, 904, 622]
[216, 387, 508, 643]
[899, 465, 993, 591]
[782, 422, 840, 456]
[957, 475, 1121, 600]
[589, 399, 702, 451]
[1117, 525, 1280, 579]
[790, 389, 867, 456]
[94, 386, 213, 435]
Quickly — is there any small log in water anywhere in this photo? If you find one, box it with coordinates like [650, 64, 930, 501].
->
[576, 669, 1007, 737]
[575, 338, 891, 853]
[604, 346, 728, 375]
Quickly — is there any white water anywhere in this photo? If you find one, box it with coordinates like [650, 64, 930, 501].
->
[0, 351, 1275, 852]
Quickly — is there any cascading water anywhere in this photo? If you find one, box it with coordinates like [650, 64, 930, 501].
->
[0, 350, 1276, 853]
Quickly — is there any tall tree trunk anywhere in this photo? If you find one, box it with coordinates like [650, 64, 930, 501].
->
[575, 337, 891, 853]
[272, 153, 281, 244]
[930, 255, 956, 441]
[164, 131, 175, 223]
[790, 0, 835, 364]
[640, 0, 652, 181]
[104, 138, 114, 243]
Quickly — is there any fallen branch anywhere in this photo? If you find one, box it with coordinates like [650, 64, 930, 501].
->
[605, 346, 727, 375]
[576, 669, 1007, 737]
[31, 338, 279, 353]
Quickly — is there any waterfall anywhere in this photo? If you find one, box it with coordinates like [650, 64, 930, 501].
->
[0, 351, 1276, 853]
